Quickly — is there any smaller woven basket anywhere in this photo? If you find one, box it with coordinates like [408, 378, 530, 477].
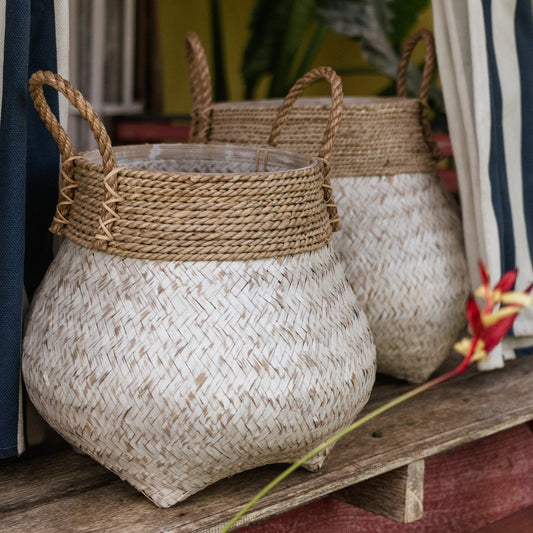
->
[22, 70, 376, 507]
[187, 29, 470, 383]
[186, 31, 440, 177]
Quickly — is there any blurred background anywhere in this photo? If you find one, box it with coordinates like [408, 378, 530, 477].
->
[68, 0, 439, 150]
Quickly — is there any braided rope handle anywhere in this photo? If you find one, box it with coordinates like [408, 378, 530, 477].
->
[396, 28, 443, 162]
[29, 70, 119, 249]
[397, 28, 435, 101]
[268, 67, 344, 231]
[268, 66, 343, 161]
[185, 32, 213, 143]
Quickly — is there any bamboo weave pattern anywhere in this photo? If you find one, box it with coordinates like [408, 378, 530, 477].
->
[23, 240, 376, 507]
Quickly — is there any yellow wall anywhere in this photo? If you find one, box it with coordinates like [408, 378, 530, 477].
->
[158, 1, 433, 115]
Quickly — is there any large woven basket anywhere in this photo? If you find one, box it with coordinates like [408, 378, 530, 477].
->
[187, 29, 470, 384]
[22, 71, 376, 507]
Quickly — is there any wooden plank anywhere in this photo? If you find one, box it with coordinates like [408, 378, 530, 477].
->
[237, 424, 533, 532]
[474, 505, 533, 532]
[0, 451, 116, 513]
[1, 355, 532, 532]
[333, 460, 424, 523]
[418, 423, 533, 532]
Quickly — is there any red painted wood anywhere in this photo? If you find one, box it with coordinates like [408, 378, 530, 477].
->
[237, 424, 533, 533]
[473, 505, 533, 532]
[114, 119, 190, 144]
[436, 168, 459, 193]
[433, 133, 454, 157]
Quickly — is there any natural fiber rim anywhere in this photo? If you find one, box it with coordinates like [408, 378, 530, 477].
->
[28, 70, 342, 259]
[187, 28, 443, 164]
[61, 143, 334, 262]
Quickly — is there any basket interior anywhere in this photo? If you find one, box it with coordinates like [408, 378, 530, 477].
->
[82, 143, 313, 175]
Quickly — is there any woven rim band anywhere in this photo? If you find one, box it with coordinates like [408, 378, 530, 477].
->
[63, 145, 332, 261]
[207, 97, 435, 178]
[29, 71, 339, 261]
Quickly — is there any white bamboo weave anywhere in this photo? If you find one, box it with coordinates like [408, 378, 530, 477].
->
[186, 30, 470, 383]
[23, 239, 376, 507]
[333, 174, 468, 382]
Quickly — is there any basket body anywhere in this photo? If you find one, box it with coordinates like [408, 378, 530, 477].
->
[193, 97, 470, 383]
[22, 144, 376, 507]
[333, 173, 468, 382]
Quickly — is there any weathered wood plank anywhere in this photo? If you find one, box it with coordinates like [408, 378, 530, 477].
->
[0, 450, 116, 513]
[1, 355, 532, 532]
[334, 460, 424, 523]
[474, 505, 533, 532]
[238, 424, 533, 532]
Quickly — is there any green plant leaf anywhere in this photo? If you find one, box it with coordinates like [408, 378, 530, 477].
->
[210, 0, 228, 102]
[389, 0, 430, 52]
[242, 0, 317, 99]
[317, 0, 399, 79]
[242, 0, 293, 98]
[294, 24, 327, 81]
[316, 0, 442, 105]
[268, 0, 317, 97]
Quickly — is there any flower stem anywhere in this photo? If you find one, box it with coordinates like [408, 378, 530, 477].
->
[220, 349, 474, 532]
[220, 385, 428, 532]
[221, 338, 480, 533]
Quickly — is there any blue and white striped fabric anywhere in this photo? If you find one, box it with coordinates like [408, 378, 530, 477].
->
[0, 0, 68, 458]
[433, 0, 533, 369]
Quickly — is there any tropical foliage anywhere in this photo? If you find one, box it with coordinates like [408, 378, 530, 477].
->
[239, 0, 444, 122]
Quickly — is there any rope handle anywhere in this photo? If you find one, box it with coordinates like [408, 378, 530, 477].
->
[268, 67, 344, 232]
[397, 28, 436, 101]
[396, 28, 443, 162]
[185, 32, 213, 143]
[268, 66, 343, 161]
[28, 70, 119, 249]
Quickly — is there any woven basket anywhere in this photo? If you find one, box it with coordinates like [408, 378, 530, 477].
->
[186, 29, 470, 384]
[22, 71, 376, 507]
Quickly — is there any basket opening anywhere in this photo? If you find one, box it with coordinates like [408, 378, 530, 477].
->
[81, 143, 313, 175]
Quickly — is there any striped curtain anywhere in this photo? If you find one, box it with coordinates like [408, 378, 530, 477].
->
[0, 0, 68, 458]
[433, 0, 533, 369]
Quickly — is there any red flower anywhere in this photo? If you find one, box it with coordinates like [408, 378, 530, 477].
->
[455, 262, 532, 364]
